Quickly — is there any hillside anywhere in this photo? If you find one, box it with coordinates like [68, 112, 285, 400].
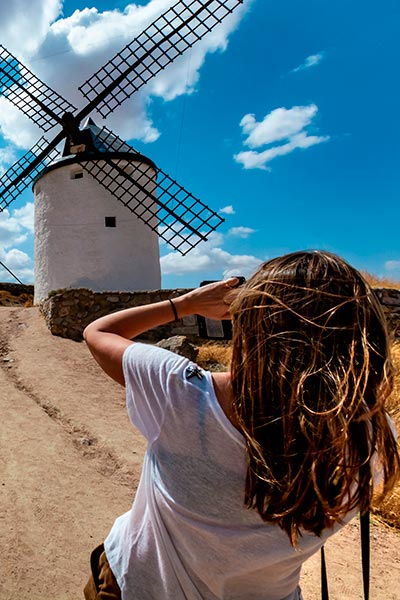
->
[0, 305, 399, 600]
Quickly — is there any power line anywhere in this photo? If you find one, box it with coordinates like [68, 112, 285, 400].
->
[0, 260, 23, 284]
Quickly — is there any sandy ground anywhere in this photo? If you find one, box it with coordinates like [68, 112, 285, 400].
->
[0, 305, 399, 600]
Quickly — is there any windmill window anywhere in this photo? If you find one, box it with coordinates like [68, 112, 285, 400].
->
[71, 171, 83, 180]
[105, 216, 116, 227]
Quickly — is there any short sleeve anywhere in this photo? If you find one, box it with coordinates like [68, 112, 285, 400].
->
[122, 342, 189, 443]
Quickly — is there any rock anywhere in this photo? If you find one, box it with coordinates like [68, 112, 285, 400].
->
[156, 336, 199, 361]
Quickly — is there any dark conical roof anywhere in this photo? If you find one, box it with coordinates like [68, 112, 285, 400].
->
[61, 117, 146, 157]
[33, 118, 156, 187]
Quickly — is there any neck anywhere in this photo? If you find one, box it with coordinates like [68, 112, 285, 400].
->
[211, 372, 241, 432]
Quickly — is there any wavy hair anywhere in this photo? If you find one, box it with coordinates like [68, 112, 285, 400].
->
[230, 251, 399, 544]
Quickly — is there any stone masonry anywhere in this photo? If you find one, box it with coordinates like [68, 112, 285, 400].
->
[39, 287, 199, 342]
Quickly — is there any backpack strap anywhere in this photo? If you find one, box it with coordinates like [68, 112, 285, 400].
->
[320, 511, 370, 600]
[320, 545, 329, 600]
[360, 510, 370, 600]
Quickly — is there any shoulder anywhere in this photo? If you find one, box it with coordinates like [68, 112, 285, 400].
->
[123, 342, 189, 373]
[123, 342, 207, 391]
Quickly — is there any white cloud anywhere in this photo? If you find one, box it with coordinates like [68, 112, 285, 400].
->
[291, 52, 324, 73]
[234, 105, 329, 170]
[239, 105, 319, 148]
[3, 247, 31, 268]
[228, 226, 255, 238]
[0, 0, 62, 55]
[0, 146, 17, 176]
[0, 0, 250, 149]
[385, 260, 400, 272]
[160, 230, 262, 278]
[13, 202, 34, 232]
[0, 208, 28, 247]
[0, 201, 34, 283]
[0, 247, 34, 283]
[235, 131, 330, 170]
[0, 100, 41, 149]
[219, 205, 235, 215]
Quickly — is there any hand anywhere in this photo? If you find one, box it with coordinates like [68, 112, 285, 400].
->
[84, 277, 243, 385]
[175, 277, 242, 320]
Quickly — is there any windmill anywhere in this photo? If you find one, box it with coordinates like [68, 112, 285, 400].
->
[0, 0, 243, 303]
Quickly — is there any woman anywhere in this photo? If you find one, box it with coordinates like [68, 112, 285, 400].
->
[83, 250, 399, 600]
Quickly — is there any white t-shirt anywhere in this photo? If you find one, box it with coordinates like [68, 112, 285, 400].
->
[104, 343, 351, 600]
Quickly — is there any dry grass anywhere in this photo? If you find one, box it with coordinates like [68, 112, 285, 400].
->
[387, 342, 400, 423]
[197, 341, 400, 531]
[362, 271, 400, 290]
[373, 342, 400, 529]
[197, 341, 232, 372]
[0, 290, 33, 307]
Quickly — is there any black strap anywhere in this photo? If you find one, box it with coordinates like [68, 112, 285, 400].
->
[320, 511, 370, 600]
[360, 511, 370, 600]
[320, 545, 329, 600]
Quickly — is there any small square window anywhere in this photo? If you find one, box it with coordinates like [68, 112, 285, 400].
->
[105, 216, 116, 227]
[71, 171, 83, 180]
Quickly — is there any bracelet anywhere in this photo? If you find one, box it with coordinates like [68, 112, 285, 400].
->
[168, 298, 179, 321]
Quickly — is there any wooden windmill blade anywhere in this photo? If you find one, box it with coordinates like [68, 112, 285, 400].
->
[78, 0, 243, 120]
[0, 0, 243, 251]
[0, 45, 76, 211]
[80, 126, 224, 254]
[0, 137, 60, 210]
[0, 45, 77, 131]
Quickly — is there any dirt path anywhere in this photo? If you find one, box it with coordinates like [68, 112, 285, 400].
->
[0, 306, 399, 599]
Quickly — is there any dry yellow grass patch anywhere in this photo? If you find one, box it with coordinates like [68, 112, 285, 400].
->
[362, 271, 400, 290]
[373, 342, 400, 529]
[0, 290, 33, 307]
[197, 341, 232, 372]
[387, 342, 400, 423]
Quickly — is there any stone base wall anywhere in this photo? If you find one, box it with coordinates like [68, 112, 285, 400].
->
[39, 288, 199, 342]
[0, 282, 34, 296]
[39, 286, 400, 342]
[373, 288, 400, 339]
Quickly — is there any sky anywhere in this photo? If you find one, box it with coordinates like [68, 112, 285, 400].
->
[0, 0, 399, 289]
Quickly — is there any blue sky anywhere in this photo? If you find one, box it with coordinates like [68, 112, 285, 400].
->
[0, 0, 399, 288]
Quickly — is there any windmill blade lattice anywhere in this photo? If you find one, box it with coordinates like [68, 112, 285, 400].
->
[0, 137, 60, 210]
[81, 127, 224, 254]
[78, 0, 243, 119]
[0, 45, 77, 131]
[0, 0, 243, 254]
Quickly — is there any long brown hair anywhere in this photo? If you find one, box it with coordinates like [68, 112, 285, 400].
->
[230, 250, 399, 544]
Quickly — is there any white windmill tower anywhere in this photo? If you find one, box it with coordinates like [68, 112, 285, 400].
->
[33, 119, 161, 303]
[0, 1, 242, 300]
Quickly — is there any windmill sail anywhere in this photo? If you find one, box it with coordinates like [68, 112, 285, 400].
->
[0, 137, 60, 210]
[0, 45, 77, 131]
[0, 1, 242, 256]
[79, 125, 223, 253]
[78, 0, 243, 119]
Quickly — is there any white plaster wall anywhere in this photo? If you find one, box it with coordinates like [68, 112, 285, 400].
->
[34, 159, 161, 303]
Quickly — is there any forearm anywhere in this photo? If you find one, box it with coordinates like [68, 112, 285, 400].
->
[84, 296, 190, 342]
[83, 278, 239, 385]
[83, 277, 239, 342]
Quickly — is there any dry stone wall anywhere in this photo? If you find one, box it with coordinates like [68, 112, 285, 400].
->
[373, 288, 400, 339]
[40, 288, 199, 342]
[0, 283, 34, 296]
[39, 286, 400, 342]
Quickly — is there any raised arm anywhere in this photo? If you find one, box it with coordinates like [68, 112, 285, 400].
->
[83, 278, 240, 386]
